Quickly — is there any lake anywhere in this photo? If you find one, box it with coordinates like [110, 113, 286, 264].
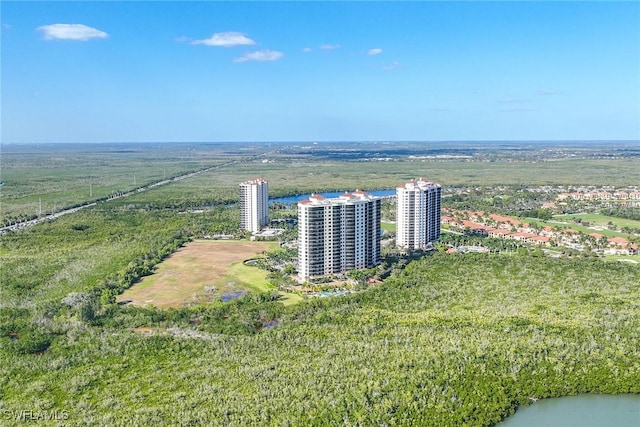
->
[270, 189, 396, 205]
[497, 394, 640, 426]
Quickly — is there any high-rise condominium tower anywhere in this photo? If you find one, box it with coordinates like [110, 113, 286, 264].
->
[239, 178, 269, 233]
[298, 191, 381, 282]
[396, 178, 441, 249]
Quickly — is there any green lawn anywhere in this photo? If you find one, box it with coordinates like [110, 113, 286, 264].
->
[524, 217, 635, 239]
[381, 221, 396, 231]
[554, 213, 640, 230]
[224, 261, 303, 306]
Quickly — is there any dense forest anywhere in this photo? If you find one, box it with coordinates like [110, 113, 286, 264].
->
[2, 253, 639, 426]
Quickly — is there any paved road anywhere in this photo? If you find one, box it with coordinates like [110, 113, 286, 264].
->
[0, 152, 271, 236]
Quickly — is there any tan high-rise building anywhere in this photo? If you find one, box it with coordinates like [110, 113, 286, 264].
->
[239, 178, 269, 232]
[396, 178, 441, 249]
[298, 191, 381, 282]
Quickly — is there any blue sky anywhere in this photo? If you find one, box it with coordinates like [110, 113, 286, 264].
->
[2, 1, 639, 143]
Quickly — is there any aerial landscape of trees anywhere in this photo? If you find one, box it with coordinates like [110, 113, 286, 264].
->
[1, 142, 639, 426]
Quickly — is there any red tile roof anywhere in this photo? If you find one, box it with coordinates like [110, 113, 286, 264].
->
[608, 237, 629, 245]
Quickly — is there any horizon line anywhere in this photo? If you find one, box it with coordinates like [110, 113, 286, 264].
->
[2, 139, 639, 145]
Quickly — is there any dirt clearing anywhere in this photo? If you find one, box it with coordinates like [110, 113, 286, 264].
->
[117, 240, 278, 309]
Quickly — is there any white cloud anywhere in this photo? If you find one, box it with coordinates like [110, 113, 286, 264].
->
[320, 44, 340, 50]
[37, 24, 108, 41]
[302, 47, 312, 53]
[367, 48, 383, 56]
[233, 49, 284, 63]
[192, 31, 256, 47]
[498, 97, 531, 104]
[537, 89, 561, 96]
[497, 107, 535, 113]
[382, 61, 401, 71]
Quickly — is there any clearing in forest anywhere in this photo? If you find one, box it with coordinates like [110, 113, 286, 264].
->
[117, 240, 299, 309]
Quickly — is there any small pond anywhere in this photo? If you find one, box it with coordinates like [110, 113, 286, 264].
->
[220, 291, 245, 302]
[497, 394, 640, 426]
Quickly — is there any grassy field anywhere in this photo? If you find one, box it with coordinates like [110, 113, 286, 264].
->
[524, 217, 636, 239]
[381, 221, 397, 231]
[117, 240, 301, 308]
[177, 157, 640, 193]
[0, 143, 244, 221]
[554, 213, 640, 230]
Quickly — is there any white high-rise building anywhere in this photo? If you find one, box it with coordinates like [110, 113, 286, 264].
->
[239, 178, 269, 233]
[298, 191, 381, 282]
[396, 178, 441, 249]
